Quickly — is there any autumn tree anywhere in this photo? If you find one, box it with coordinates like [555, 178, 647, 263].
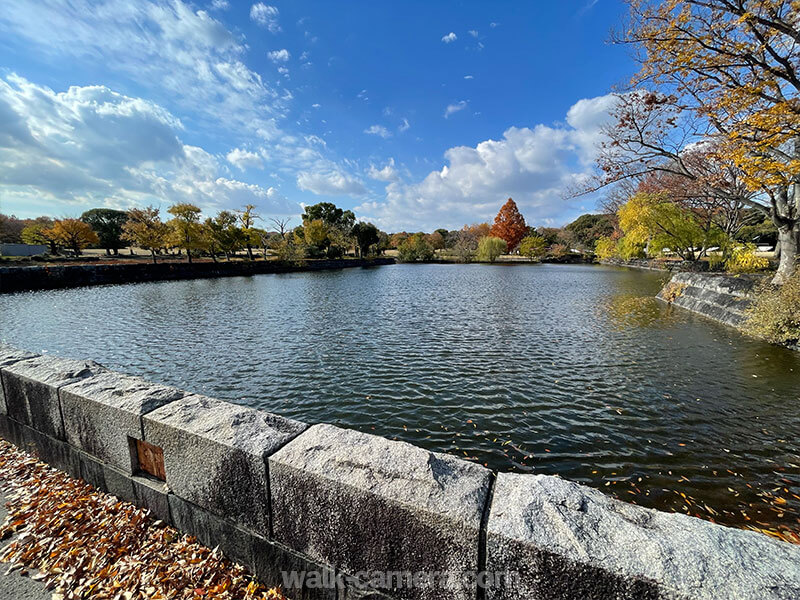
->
[236, 204, 260, 260]
[490, 198, 527, 251]
[80, 208, 128, 255]
[617, 0, 800, 284]
[122, 206, 169, 264]
[21, 218, 59, 254]
[205, 210, 243, 261]
[50, 219, 99, 256]
[398, 233, 434, 262]
[166, 204, 204, 264]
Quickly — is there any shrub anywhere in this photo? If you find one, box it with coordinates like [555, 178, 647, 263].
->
[476, 236, 507, 262]
[617, 235, 646, 260]
[726, 243, 770, 273]
[744, 273, 800, 346]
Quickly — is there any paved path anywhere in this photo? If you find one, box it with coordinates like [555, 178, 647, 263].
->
[0, 487, 50, 600]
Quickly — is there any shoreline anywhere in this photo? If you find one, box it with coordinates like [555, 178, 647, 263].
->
[0, 257, 395, 294]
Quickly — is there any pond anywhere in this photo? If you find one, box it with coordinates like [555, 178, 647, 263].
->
[1, 263, 798, 536]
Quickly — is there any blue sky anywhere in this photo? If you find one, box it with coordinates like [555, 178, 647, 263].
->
[0, 0, 632, 231]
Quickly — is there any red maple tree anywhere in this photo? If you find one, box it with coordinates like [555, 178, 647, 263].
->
[490, 198, 527, 251]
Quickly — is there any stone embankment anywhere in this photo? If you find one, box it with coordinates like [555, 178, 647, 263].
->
[0, 343, 798, 599]
[656, 272, 765, 328]
[0, 257, 395, 294]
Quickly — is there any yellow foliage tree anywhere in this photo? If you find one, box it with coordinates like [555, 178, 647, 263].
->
[122, 206, 170, 264]
[50, 219, 99, 256]
[622, 0, 800, 283]
[167, 203, 204, 264]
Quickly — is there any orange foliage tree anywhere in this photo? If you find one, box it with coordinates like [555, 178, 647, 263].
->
[489, 198, 527, 251]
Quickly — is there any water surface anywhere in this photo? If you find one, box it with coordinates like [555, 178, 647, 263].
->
[1, 263, 798, 534]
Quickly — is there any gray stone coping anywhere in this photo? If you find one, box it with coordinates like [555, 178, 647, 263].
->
[269, 423, 492, 600]
[0, 344, 39, 414]
[0, 355, 106, 439]
[143, 394, 307, 534]
[60, 370, 186, 472]
[486, 473, 800, 600]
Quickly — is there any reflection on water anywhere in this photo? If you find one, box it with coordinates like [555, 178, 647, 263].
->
[0, 263, 798, 538]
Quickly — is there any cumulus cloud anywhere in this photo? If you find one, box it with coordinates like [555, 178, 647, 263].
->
[367, 159, 399, 182]
[398, 118, 410, 132]
[441, 32, 457, 43]
[250, 3, 280, 32]
[444, 100, 468, 118]
[267, 49, 290, 62]
[297, 170, 367, 196]
[0, 75, 297, 216]
[464, 75, 474, 80]
[226, 148, 263, 170]
[364, 125, 391, 139]
[355, 94, 620, 231]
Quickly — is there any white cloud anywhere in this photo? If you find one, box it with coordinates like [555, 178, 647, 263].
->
[210, 0, 229, 10]
[267, 49, 290, 63]
[226, 148, 263, 170]
[297, 169, 367, 196]
[398, 118, 410, 132]
[311, 103, 321, 109]
[367, 159, 399, 182]
[444, 100, 468, 118]
[250, 3, 280, 33]
[441, 32, 457, 43]
[364, 125, 391, 139]
[468, 30, 479, 37]
[355, 93, 619, 231]
[0, 75, 297, 216]
[464, 75, 474, 80]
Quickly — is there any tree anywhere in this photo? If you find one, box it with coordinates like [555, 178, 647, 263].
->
[205, 210, 243, 261]
[0, 214, 27, 243]
[427, 231, 445, 251]
[270, 217, 292, 240]
[519, 235, 548, 261]
[619, 0, 800, 284]
[618, 191, 726, 261]
[167, 204, 203, 264]
[80, 209, 128, 255]
[476, 236, 507, 262]
[122, 207, 170, 264]
[490, 198, 527, 251]
[21, 218, 59, 254]
[565, 214, 615, 249]
[237, 204, 260, 260]
[398, 233, 434, 262]
[304, 218, 329, 247]
[302, 202, 355, 231]
[352, 222, 380, 257]
[50, 219, 99, 256]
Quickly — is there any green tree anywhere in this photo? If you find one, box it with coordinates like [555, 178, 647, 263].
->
[565, 214, 615, 250]
[519, 235, 548, 261]
[122, 207, 170, 264]
[302, 202, 355, 231]
[398, 233, 434, 262]
[476, 236, 507, 262]
[205, 210, 243, 261]
[80, 208, 128, 255]
[352, 222, 380, 257]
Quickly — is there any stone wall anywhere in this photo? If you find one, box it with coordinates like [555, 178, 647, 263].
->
[0, 258, 395, 294]
[656, 272, 766, 328]
[599, 258, 710, 272]
[0, 343, 798, 599]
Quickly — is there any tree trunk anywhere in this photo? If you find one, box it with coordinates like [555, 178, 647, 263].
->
[187, 248, 192, 264]
[151, 249, 157, 264]
[772, 224, 800, 284]
[246, 245, 253, 261]
[105, 248, 111, 256]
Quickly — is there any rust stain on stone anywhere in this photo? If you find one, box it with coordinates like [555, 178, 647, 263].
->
[136, 439, 166, 481]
